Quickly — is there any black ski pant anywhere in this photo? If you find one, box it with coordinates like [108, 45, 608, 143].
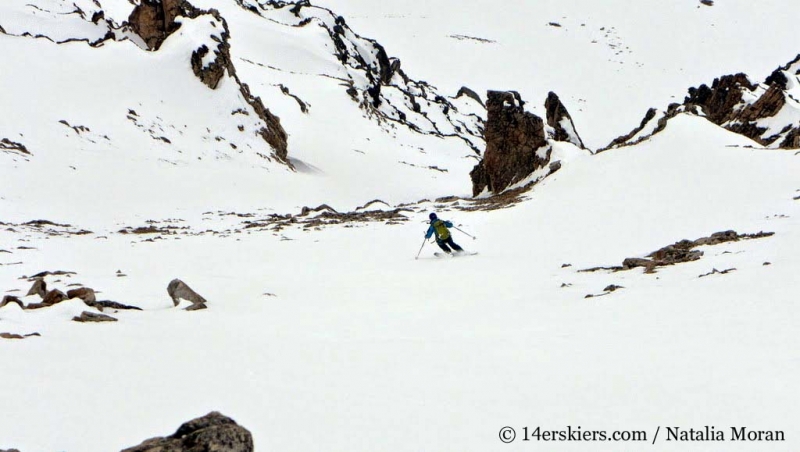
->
[436, 236, 463, 253]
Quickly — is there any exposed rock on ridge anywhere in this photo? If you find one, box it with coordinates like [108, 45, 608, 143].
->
[470, 91, 550, 196]
[469, 90, 587, 196]
[237, 0, 485, 153]
[128, 0, 290, 163]
[545, 91, 585, 149]
[603, 54, 800, 150]
[127, 0, 189, 50]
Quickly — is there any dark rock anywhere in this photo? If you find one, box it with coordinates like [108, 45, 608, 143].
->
[545, 92, 585, 148]
[470, 91, 550, 196]
[603, 284, 624, 292]
[42, 289, 68, 306]
[72, 311, 118, 323]
[0, 295, 24, 309]
[88, 300, 143, 311]
[0, 332, 41, 340]
[622, 258, 654, 270]
[0, 138, 31, 155]
[456, 86, 485, 108]
[685, 73, 756, 124]
[127, 0, 189, 51]
[67, 287, 97, 303]
[185, 302, 207, 311]
[167, 279, 208, 307]
[128, 1, 290, 164]
[26, 278, 47, 298]
[121, 411, 253, 452]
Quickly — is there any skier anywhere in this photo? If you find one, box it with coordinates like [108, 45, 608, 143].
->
[425, 213, 464, 255]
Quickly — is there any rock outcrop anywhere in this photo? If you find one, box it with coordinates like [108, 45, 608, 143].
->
[128, 0, 289, 163]
[603, 54, 800, 150]
[581, 230, 775, 273]
[121, 412, 253, 452]
[545, 91, 585, 148]
[0, 138, 31, 155]
[239, 0, 485, 154]
[127, 0, 189, 50]
[167, 279, 208, 308]
[470, 91, 550, 196]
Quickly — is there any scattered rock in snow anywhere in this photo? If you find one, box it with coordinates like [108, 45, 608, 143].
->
[603, 284, 624, 292]
[89, 300, 143, 312]
[0, 333, 39, 340]
[700, 0, 714, 5]
[67, 287, 96, 303]
[28, 270, 77, 279]
[278, 84, 310, 113]
[26, 278, 47, 298]
[448, 34, 496, 44]
[699, 268, 736, 277]
[0, 138, 31, 155]
[72, 311, 118, 323]
[120, 411, 253, 452]
[0, 296, 24, 309]
[168, 279, 208, 307]
[581, 230, 775, 273]
[41, 289, 68, 306]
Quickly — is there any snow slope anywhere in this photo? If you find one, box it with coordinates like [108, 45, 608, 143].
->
[315, 0, 800, 149]
[2, 114, 799, 451]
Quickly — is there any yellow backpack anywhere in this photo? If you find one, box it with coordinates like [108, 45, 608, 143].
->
[433, 220, 450, 240]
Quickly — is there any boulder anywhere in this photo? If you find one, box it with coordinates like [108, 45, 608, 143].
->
[42, 289, 68, 306]
[72, 311, 118, 323]
[67, 287, 97, 303]
[26, 278, 46, 298]
[167, 279, 208, 307]
[470, 90, 550, 196]
[121, 412, 253, 452]
[0, 295, 23, 309]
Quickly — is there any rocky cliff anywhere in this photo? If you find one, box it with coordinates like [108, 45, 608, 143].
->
[602, 54, 800, 151]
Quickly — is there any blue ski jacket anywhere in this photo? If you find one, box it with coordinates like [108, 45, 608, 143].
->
[425, 219, 453, 240]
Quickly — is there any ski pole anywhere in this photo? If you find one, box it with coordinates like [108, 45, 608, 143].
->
[454, 226, 476, 240]
[414, 237, 427, 259]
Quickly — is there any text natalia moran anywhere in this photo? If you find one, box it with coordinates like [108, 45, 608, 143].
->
[666, 426, 784, 442]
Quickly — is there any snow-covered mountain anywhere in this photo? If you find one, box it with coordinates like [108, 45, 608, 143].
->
[1, 1, 799, 451]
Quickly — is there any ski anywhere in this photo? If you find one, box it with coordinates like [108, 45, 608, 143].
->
[433, 251, 478, 258]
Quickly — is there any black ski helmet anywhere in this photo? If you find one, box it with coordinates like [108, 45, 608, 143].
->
[429, 212, 438, 220]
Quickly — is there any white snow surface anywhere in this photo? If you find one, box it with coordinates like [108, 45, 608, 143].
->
[1, 1, 800, 451]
